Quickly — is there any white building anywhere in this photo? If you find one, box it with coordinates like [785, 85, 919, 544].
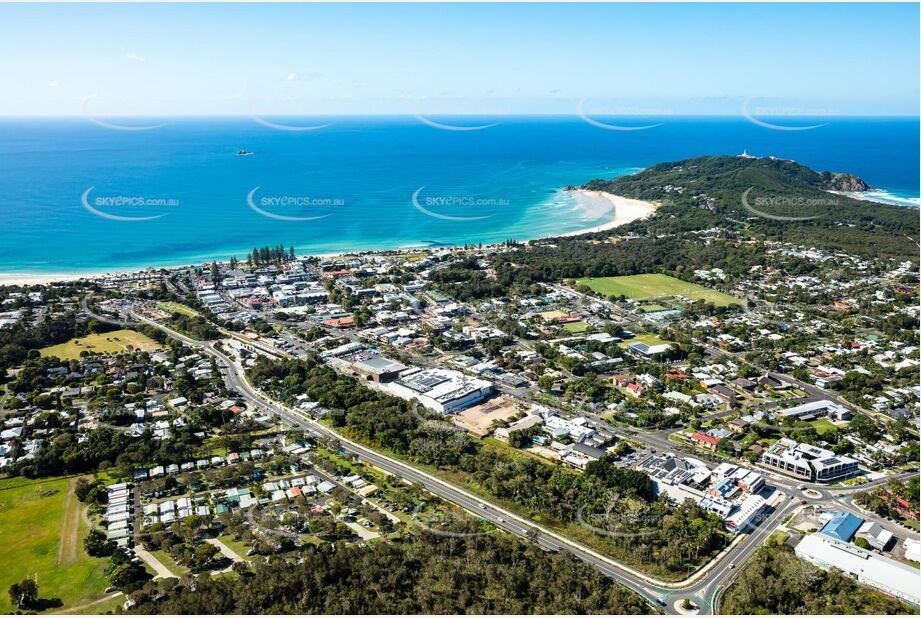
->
[796, 533, 919, 606]
[393, 368, 493, 414]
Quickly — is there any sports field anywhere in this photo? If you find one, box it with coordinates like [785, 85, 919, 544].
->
[40, 329, 160, 360]
[575, 274, 741, 307]
[563, 321, 589, 333]
[0, 476, 110, 613]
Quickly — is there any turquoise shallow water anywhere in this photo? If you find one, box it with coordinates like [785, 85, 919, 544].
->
[0, 116, 917, 274]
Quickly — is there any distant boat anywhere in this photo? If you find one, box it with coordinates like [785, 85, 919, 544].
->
[236, 149, 254, 156]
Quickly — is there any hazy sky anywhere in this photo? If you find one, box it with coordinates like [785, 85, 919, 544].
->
[1, 3, 918, 116]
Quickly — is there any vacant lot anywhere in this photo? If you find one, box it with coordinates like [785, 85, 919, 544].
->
[40, 329, 160, 360]
[618, 332, 671, 349]
[575, 274, 741, 307]
[0, 476, 109, 613]
[452, 398, 523, 437]
[158, 301, 199, 317]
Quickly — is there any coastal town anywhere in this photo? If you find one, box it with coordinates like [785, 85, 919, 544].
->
[1, 165, 918, 614]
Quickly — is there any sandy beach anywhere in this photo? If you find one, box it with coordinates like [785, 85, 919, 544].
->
[0, 273, 94, 287]
[558, 190, 657, 237]
[0, 192, 657, 287]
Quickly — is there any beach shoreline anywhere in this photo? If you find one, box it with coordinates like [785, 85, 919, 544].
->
[0, 191, 657, 287]
[557, 190, 657, 237]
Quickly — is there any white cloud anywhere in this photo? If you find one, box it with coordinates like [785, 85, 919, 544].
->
[48, 80, 59, 87]
[287, 73, 296, 81]
[125, 52, 145, 62]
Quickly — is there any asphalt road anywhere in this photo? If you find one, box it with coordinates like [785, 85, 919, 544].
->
[131, 308, 918, 615]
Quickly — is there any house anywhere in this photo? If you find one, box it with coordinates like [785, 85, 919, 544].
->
[689, 431, 721, 451]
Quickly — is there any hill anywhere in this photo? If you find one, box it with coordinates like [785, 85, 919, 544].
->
[583, 155, 918, 258]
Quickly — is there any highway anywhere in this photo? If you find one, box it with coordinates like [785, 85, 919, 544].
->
[125, 303, 917, 615]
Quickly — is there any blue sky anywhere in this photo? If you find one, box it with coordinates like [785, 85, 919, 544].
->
[0, 3, 918, 116]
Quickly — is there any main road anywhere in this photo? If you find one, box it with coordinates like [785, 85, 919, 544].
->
[128, 306, 917, 615]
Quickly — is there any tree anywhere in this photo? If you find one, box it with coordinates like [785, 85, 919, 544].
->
[8, 578, 38, 609]
[74, 477, 94, 502]
[106, 553, 149, 591]
[84, 529, 115, 557]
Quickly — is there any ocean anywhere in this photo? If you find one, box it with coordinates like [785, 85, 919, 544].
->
[0, 116, 918, 275]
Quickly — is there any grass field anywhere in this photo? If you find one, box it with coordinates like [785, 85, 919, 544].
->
[618, 332, 671, 349]
[562, 321, 589, 333]
[158, 301, 199, 317]
[810, 418, 839, 436]
[575, 274, 741, 307]
[0, 476, 110, 613]
[40, 329, 160, 360]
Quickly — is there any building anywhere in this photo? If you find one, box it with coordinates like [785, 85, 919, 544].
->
[627, 341, 673, 357]
[352, 356, 408, 382]
[795, 533, 919, 606]
[819, 511, 863, 543]
[857, 521, 894, 551]
[724, 494, 766, 532]
[393, 368, 493, 414]
[689, 431, 721, 451]
[760, 438, 859, 482]
[778, 399, 852, 421]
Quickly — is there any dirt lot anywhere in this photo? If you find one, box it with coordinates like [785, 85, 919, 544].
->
[452, 397, 523, 436]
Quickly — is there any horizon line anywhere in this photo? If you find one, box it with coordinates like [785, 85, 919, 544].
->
[2, 113, 919, 119]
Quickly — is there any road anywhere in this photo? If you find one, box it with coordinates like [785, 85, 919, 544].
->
[130, 307, 918, 615]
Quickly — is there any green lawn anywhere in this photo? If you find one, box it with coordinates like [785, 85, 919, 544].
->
[158, 301, 199, 317]
[562, 321, 589, 333]
[575, 274, 741, 307]
[810, 418, 839, 436]
[40, 329, 160, 360]
[618, 332, 671, 349]
[0, 476, 110, 613]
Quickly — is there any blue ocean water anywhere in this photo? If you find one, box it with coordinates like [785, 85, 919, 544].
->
[0, 116, 917, 275]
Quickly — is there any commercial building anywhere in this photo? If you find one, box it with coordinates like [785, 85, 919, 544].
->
[819, 511, 863, 542]
[760, 437, 858, 482]
[725, 494, 766, 532]
[393, 368, 493, 414]
[795, 533, 919, 606]
[778, 399, 852, 421]
[351, 356, 408, 383]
